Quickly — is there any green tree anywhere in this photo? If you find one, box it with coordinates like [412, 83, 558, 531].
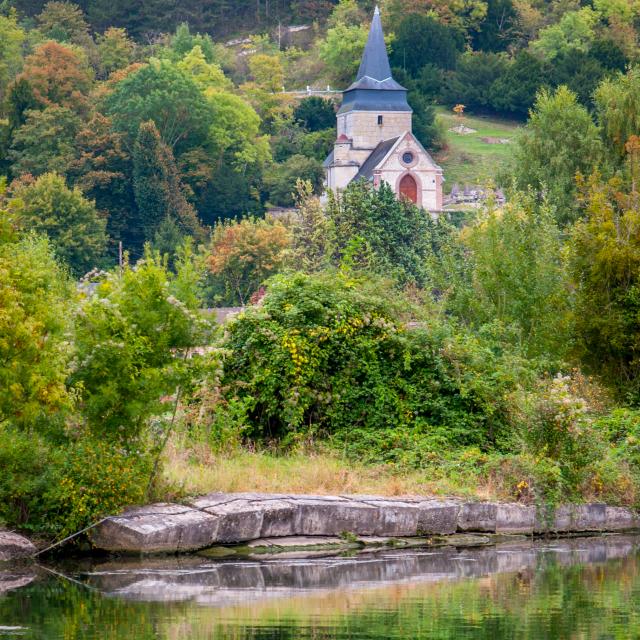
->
[456, 192, 570, 360]
[103, 59, 214, 154]
[327, 180, 435, 286]
[0, 11, 25, 105]
[177, 44, 231, 91]
[0, 192, 73, 430]
[265, 154, 324, 207]
[471, 0, 518, 53]
[443, 51, 508, 111]
[12, 172, 107, 275]
[290, 180, 332, 272]
[390, 14, 463, 75]
[95, 27, 134, 79]
[9, 105, 81, 177]
[319, 21, 368, 85]
[71, 247, 208, 442]
[595, 66, 640, 161]
[36, 1, 91, 46]
[532, 8, 598, 60]
[294, 97, 336, 132]
[489, 50, 549, 117]
[512, 86, 603, 224]
[569, 171, 640, 401]
[132, 120, 203, 242]
[206, 89, 271, 168]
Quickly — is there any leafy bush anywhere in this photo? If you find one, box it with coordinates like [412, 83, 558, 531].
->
[0, 425, 151, 536]
[220, 271, 523, 450]
[47, 438, 152, 537]
[71, 247, 209, 444]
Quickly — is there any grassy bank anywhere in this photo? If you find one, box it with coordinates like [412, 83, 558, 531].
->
[434, 107, 521, 190]
[159, 437, 638, 507]
[161, 439, 499, 500]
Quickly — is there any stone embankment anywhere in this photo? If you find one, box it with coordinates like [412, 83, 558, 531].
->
[90, 493, 639, 555]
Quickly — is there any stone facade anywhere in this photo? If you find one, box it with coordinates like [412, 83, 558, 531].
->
[337, 110, 412, 149]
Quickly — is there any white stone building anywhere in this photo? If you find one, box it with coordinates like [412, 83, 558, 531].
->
[324, 7, 444, 211]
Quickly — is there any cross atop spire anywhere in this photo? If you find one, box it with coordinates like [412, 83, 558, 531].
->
[356, 5, 392, 82]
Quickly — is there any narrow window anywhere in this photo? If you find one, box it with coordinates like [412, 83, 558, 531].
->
[377, 115, 383, 126]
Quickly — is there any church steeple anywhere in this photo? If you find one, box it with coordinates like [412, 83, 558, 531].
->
[338, 7, 411, 115]
[356, 6, 392, 82]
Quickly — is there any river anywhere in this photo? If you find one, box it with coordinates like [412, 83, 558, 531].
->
[1, 534, 640, 638]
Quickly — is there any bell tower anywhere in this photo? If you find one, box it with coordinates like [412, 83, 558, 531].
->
[336, 6, 412, 150]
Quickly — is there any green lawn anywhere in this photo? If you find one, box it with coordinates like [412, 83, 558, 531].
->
[434, 107, 522, 192]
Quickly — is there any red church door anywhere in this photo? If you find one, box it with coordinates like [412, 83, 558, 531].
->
[399, 174, 418, 204]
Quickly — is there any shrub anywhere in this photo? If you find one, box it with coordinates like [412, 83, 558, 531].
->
[46, 438, 152, 537]
[220, 271, 523, 449]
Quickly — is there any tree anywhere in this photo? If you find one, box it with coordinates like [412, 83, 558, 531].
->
[0, 11, 26, 105]
[512, 86, 603, 224]
[17, 41, 93, 115]
[443, 51, 508, 111]
[168, 22, 222, 64]
[11, 172, 107, 275]
[241, 53, 294, 132]
[294, 97, 336, 132]
[327, 180, 435, 286]
[319, 22, 368, 85]
[132, 121, 203, 243]
[531, 8, 598, 60]
[207, 90, 271, 168]
[103, 59, 214, 154]
[569, 171, 640, 401]
[66, 112, 137, 256]
[207, 216, 291, 305]
[9, 106, 81, 177]
[0, 191, 73, 430]
[489, 50, 549, 117]
[36, 1, 91, 46]
[550, 50, 608, 108]
[459, 192, 570, 359]
[595, 67, 640, 161]
[389, 15, 463, 75]
[385, 0, 489, 32]
[290, 180, 332, 272]
[95, 27, 134, 79]
[471, 0, 518, 53]
[176, 45, 231, 91]
[71, 248, 206, 442]
[265, 154, 324, 206]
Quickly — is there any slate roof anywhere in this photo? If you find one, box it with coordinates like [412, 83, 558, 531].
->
[322, 148, 334, 168]
[353, 137, 399, 181]
[338, 7, 410, 114]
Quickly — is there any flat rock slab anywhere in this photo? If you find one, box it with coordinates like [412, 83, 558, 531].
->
[90, 494, 639, 555]
[417, 500, 460, 535]
[91, 504, 219, 553]
[0, 532, 36, 562]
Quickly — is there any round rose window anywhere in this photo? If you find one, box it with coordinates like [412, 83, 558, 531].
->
[402, 151, 414, 165]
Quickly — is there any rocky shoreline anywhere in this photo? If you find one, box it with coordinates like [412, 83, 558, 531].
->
[2, 494, 638, 562]
[89, 494, 640, 555]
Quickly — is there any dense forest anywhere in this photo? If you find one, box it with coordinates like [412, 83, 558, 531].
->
[4, 0, 640, 541]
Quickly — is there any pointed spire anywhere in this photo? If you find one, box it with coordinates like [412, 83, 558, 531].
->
[356, 6, 392, 82]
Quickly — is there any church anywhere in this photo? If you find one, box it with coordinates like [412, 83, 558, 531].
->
[324, 7, 444, 211]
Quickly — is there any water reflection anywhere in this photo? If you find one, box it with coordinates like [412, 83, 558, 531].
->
[1, 535, 640, 639]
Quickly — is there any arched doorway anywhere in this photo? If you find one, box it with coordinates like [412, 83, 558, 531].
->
[399, 174, 418, 203]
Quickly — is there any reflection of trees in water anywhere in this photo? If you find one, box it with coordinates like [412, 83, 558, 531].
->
[1, 547, 640, 639]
